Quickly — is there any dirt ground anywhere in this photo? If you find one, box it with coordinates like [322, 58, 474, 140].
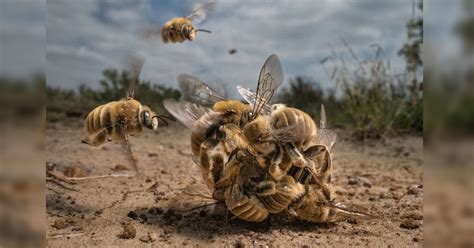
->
[46, 120, 423, 247]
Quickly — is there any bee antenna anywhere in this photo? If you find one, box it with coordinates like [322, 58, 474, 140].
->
[152, 115, 175, 126]
[195, 29, 212, 33]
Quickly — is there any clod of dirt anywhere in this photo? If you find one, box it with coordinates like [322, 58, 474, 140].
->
[401, 211, 423, 220]
[348, 178, 358, 185]
[139, 232, 157, 243]
[64, 166, 85, 178]
[148, 207, 164, 215]
[120, 222, 136, 239]
[234, 240, 245, 248]
[139, 214, 148, 223]
[52, 219, 69, 230]
[114, 164, 129, 172]
[148, 153, 158, 157]
[163, 226, 175, 234]
[347, 218, 358, 224]
[407, 185, 422, 195]
[399, 219, 420, 229]
[160, 169, 168, 174]
[359, 177, 372, 188]
[127, 211, 139, 220]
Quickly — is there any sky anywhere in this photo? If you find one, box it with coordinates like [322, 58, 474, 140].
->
[1, 0, 464, 95]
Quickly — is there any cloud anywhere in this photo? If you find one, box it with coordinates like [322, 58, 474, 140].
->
[43, 0, 427, 97]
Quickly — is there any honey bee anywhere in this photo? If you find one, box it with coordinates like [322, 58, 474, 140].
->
[82, 55, 168, 173]
[161, 1, 216, 43]
[163, 73, 252, 195]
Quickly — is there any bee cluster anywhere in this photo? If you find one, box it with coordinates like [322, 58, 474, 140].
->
[164, 55, 349, 223]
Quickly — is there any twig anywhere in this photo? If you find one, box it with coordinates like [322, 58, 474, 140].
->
[46, 178, 79, 192]
[48, 232, 83, 239]
[64, 173, 135, 181]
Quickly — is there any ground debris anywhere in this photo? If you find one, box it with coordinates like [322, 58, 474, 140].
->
[120, 222, 136, 239]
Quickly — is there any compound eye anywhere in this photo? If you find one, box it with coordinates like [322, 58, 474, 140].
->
[143, 111, 152, 126]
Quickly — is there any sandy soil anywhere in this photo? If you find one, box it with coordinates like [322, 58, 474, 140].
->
[46, 121, 423, 247]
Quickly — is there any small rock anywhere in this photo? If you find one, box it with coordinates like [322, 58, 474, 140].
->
[139, 235, 150, 243]
[348, 178, 358, 185]
[413, 237, 419, 242]
[127, 211, 139, 220]
[161, 169, 168, 174]
[145, 177, 152, 183]
[359, 177, 372, 187]
[407, 185, 422, 195]
[401, 211, 423, 220]
[52, 219, 68, 230]
[148, 153, 158, 157]
[114, 164, 129, 171]
[163, 226, 175, 234]
[399, 219, 420, 229]
[64, 166, 85, 178]
[139, 214, 148, 223]
[120, 222, 136, 239]
[234, 240, 245, 248]
[148, 232, 157, 242]
[347, 218, 358, 224]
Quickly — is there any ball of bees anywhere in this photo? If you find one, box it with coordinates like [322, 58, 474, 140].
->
[161, 1, 215, 43]
[165, 54, 367, 223]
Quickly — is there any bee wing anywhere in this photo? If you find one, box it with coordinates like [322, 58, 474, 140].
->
[167, 184, 217, 213]
[252, 54, 284, 119]
[125, 54, 145, 99]
[315, 129, 338, 151]
[163, 99, 212, 130]
[236, 86, 272, 116]
[186, 1, 217, 23]
[178, 73, 226, 107]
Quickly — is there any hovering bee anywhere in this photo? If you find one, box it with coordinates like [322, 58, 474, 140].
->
[82, 55, 168, 173]
[161, 1, 216, 43]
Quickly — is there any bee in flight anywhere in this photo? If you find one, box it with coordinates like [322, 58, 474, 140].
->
[160, 1, 216, 43]
[82, 55, 169, 174]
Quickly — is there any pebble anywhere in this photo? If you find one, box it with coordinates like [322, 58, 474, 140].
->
[52, 219, 68, 230]
[399, 219, 420, 229]
[120, 222, 136, 239]
[114, 164, 129, 171]
[127, 211, 139, 220]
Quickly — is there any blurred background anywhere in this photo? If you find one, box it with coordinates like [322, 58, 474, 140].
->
[1, 0, 473, 247]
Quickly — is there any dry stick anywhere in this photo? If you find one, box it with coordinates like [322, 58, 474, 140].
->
[64, 173, 134, 181]
[46, 178, 79, 192]
[48, 232, 84, 239]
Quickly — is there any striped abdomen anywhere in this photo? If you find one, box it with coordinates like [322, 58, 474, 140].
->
[271, 107, 317, 148]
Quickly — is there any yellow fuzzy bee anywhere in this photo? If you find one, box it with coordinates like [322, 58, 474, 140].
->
[161, 1, 216, 43]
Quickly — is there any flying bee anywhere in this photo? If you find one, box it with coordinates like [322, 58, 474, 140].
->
[82, 55, 169, 174]
[160, 1, 216, 43]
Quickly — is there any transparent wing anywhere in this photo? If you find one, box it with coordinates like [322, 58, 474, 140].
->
[167, 184, 217, 213]
[315, 104, 337, 150]
[326, 201, 378, 222]
[186, 1, 217, 23]
[126, 54, 145, 99]
[178, 73, 226, 107]
[236, 85, 272, 116]
[315, 129, 338, 151]
[252, 54, 284, 119]
[163, 99, 212, 130]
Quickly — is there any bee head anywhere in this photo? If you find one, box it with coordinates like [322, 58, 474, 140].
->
[243, 116, 275, 156]
[183, 26, 196, 41]
[139, 106, 158, 130]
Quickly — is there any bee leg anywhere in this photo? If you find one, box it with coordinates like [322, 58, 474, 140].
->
[268, 145, 285, 180]
[122, 130, 139, 175]
[81, 129, 108, 146]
